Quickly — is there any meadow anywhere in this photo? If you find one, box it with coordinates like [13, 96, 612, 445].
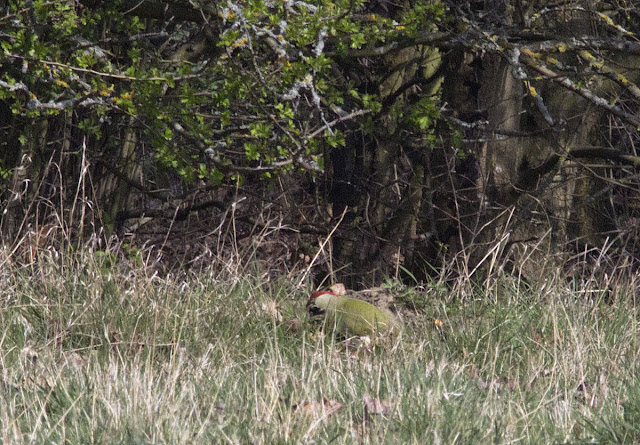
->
[1, 246, 639, 444]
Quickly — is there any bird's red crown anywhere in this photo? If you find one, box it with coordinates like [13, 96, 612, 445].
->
[306, 290, 339, 307]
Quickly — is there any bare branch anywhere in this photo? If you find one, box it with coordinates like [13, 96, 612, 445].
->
[520, 51, 640, 128]
[522, 37, 640, 57]
[570, 148, 640, 169]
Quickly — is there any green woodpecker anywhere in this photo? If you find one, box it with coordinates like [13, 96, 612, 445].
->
[306, 290, 400, 337]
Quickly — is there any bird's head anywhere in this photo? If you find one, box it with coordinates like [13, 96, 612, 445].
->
[306, 290, 339, 316]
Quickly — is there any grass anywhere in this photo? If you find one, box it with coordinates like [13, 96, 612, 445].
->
[1, 246, 640, 444]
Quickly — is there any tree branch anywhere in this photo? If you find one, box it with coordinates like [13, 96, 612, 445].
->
[570, 148, 640, 169]
[520, 51, 640, 128]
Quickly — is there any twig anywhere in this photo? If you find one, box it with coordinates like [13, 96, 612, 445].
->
[296, 207, 348, 288]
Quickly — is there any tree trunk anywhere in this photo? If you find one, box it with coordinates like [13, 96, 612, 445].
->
[0, 119, 49, 241]
[329, 40, 442, 286]
[94, 116, 140, 236]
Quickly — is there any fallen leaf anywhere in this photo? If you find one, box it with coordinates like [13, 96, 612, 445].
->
[329, 283, 347, 295]
[293, 398, 344, 419]
[362, 394, 391, 416]
[391, 251, 404, 263]
[284, 317, 301, 333]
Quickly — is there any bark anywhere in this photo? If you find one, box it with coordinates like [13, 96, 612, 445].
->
[94, 116, 140, 236]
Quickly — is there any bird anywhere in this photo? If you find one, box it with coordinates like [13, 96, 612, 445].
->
[306, 289, 401, 337]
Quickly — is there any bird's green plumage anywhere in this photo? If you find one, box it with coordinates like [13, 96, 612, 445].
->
[308, 291, 400, 337]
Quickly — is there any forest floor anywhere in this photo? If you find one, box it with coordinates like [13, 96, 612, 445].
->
[2, 246, 640, 444]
